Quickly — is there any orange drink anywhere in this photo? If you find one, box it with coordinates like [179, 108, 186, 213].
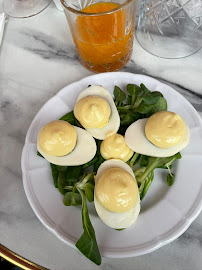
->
[61, 0, 137, 73]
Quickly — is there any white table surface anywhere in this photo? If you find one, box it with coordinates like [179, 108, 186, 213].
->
[0, 2, 202, 270]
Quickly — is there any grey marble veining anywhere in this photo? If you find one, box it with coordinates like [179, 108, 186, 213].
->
[10, 28, 78, 61]
[0, 2, 202, 270]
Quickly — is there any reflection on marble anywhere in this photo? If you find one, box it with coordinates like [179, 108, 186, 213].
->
[0, 1, 202, 270]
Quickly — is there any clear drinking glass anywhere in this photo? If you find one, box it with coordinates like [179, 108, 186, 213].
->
[60, 0, 138, 73]
[3, 0, 51, 18]
[136, 0, 202, 58]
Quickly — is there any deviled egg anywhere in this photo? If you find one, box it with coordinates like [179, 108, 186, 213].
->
[74, 85, 120, 140]
[125, 111, 190, 157]
[37, 120, 96, 166]
[100, 133, 134, 162]
[94, 159, 140, 229]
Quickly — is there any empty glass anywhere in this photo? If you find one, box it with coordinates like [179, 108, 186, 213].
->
[136, 0, 202, 58]
[60, 0, 138, 73]
[4, 0, 51, 18]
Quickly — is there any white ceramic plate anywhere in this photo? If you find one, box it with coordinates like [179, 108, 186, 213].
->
[21, 72, 202, 258]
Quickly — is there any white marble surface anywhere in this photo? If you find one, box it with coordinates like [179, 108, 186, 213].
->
[0, 2, 202, 270]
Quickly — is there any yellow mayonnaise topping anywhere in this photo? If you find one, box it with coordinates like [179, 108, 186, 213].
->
[74, 95, 111, 128]
[145, 111, 186, 149]
[100, 134, 134, 162]
[38, 120, 77, 156]
[95, 168, 138, 213]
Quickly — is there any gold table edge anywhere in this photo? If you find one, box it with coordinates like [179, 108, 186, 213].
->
[0, 243, 48, 270]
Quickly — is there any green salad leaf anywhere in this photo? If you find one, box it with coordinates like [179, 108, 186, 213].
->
[139, 170, 154, 200]
[120, 111, 142, 126]
[114, 85, 126, 106]
[65, 166, 83, 186]
[58, 171, 67, 195]
[134, 152, 181, 200]
[50, 163, 58, 188]
[129, 152, 140, 168]
[76, 188, 101, 265]
[134, 92, 163, 114]
[54, 165, 83, 194]
[140, 155, 149, 167]
[145, 96, 167, 117]
[93, 140, 105, 172]
[140, 83, 150, 93]
[167, 173, 175, 186]
[59, 111, 76, 124]
[82, 157, 98, 169]
[114, 83, 168, 125]
[63, 190, 82, 206]
[127, 84, 142, 105]
[37, 151, 44, 158]
[85, 184, 94, 203]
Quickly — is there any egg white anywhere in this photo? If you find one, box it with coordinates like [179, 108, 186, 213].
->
[75, 85, 120, 140]
[94, 159, 140, 229]
[125, 118, 190, 157]
[37, 126, 97, 166]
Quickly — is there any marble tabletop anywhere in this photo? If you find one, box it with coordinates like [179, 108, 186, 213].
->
[0, 1, 202, 270]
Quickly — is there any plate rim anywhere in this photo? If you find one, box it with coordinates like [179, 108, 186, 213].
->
[21, 72, 202, 258]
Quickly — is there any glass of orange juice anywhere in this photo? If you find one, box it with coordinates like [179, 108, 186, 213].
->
[60, 0, 138, 73]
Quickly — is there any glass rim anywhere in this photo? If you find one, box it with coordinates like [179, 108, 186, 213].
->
[60, 0, 135, 16]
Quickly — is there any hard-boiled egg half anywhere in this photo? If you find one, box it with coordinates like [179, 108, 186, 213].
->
[125, 111, 190, 157]
[74, 85, 120, 140]
[37, 120, 96, 166]
[100, 133, 134, 162]
[94, 159, 140, 229]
